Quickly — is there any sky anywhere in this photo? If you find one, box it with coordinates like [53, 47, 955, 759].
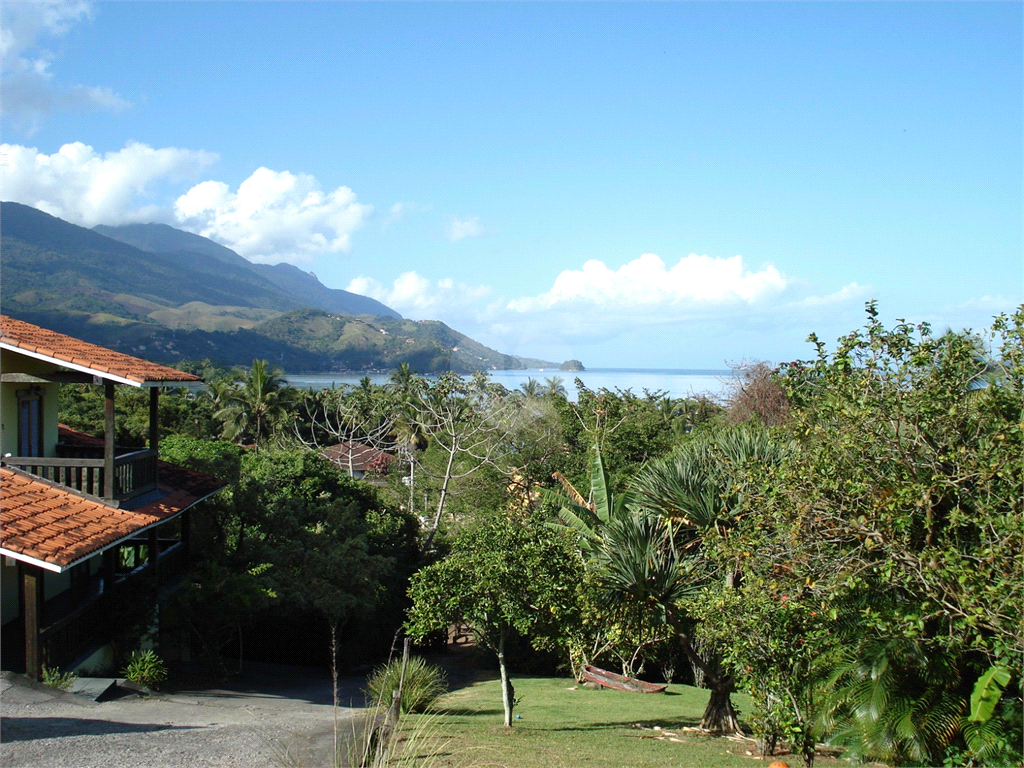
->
[1, 1, 1021, 368]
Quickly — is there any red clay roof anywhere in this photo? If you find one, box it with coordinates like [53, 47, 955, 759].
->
[1, 447, 225, 572]
[0, 315, 201, 386]
[321, 441, 394, 473]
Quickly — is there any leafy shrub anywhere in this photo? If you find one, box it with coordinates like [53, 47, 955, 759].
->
[41, 665, 78, 691]
[365, 655, 448, 713]
[121, 649, 168, 690]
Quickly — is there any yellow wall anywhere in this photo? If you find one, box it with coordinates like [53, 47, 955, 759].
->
[0, 349, 62, 457]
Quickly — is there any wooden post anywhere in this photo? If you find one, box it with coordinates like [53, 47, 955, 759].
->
[23, 567, 40, 680]
[104, 381, 115, 501]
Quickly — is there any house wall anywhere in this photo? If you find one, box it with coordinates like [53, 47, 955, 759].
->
[0, 349, 62, 458]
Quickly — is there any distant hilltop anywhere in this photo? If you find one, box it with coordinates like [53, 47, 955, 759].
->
[560, 359, 586, 371]
[0, 201, 567, 374]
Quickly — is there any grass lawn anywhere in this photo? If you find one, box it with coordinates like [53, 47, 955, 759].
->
[391, 675, 850, 768]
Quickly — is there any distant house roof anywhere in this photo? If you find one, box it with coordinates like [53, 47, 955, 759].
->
[321, 441, 394, 474]
[0, 427, 226, 573]
[0, 315, 202, 387]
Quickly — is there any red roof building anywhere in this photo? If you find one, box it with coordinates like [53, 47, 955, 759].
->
[321, 440, 394, 478]
[1, 315, 224, 678]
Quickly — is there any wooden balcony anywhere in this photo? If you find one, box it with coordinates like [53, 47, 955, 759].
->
[3, 445, 158, 504]
[0, 538, 188, 674]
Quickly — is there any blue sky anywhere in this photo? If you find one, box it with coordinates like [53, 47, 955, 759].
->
[2, 1, 1020, 367]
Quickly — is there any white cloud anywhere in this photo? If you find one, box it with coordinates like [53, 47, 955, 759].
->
[508, 253, 789, 312]
[795, 282, 870, 307]
[344, 253, 878, 367]
[347, 272, 492, 315]
[174, 167, 372, 264]
[1, 141, 217, 226]
[447, 216, 485, 241]
[0, 2, 129, 124]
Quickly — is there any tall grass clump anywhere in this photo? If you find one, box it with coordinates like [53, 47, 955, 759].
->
[41, 665, 78, 691]
[121, 649, 168, 690]
[365, 655, 448, 714]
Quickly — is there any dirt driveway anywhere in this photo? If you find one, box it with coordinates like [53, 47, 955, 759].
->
[1, 664, 372, 768]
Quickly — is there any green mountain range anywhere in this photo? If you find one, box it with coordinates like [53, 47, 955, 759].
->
[0, 202, 564, 373]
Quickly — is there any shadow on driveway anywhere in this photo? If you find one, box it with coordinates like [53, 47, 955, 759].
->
[0, 716, 201, 742]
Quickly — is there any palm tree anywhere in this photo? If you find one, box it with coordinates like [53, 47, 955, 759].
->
[544, 376, 567, 399]
[520, 377, 541, 399]
[216, 359, 292, 445]
[629, 425, 790, 733]
[821, 637, 967, 767]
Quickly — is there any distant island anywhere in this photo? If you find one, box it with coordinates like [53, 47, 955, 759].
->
[560, 359, 585, 371]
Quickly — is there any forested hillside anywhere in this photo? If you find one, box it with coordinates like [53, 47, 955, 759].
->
[1, 202, 557, 372]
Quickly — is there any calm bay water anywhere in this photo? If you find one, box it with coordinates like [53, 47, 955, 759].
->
[285, 368, 734, 401]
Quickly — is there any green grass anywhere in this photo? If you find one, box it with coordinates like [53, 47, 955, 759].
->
[396, 675, 849, 768]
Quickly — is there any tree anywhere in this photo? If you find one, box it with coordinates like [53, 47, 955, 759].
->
[298, 381, 397, 475]
[410, 373, 521, 549]
[519, 377, 541, 399]
[723, 360, 792, 426]
[732, 303, 1023, 765]
[216, 359, 294, 445]
[543, 376, 567, 399]
[405, 515, 583, 727]
[629, 425, 790, 734]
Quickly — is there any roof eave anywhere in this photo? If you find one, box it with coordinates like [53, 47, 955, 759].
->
[1, 485, 225, 574]
[0, 341, 200, 388]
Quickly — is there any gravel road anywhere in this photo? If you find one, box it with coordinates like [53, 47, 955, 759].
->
[1, 664, 373, 768]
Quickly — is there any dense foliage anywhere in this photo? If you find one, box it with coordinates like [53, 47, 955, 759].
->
[51, 301, 1021, 766]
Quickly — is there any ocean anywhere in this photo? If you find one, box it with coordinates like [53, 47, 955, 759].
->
[284, 368, 735, 401]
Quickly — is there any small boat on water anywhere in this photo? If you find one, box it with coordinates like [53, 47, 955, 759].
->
[581, 664, 667, 694]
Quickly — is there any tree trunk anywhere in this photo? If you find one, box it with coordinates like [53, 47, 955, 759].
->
[669, 619, 742, 735]
[497, 630, 515, 727]
[700, 677, 741, 733]
[424, 444, 457, 551]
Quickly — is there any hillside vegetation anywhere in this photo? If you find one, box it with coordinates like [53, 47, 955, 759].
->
[1, 202, 560, 372]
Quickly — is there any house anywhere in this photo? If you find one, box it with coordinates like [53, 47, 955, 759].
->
[321, 440, 394, 479]
[0, 315, 225, 679]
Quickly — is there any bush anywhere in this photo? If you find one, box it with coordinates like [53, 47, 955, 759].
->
[121, 649, 168, 690]
[41, 665, 78, 691]
[365, 655, 448, 713]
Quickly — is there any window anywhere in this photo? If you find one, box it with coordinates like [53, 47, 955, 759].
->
[17, 388, 44, 457]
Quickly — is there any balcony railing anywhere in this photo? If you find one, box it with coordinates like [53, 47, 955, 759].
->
[0, 539, 188, 674]
[4, 445, 158, 503]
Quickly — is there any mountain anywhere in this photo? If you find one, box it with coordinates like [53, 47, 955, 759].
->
[0, 202, 563, 373]
[92, 221, 401, 318]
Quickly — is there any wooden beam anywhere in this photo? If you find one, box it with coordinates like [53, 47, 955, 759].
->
[23, 567, 40, 680]
[104, 381, 116, 501]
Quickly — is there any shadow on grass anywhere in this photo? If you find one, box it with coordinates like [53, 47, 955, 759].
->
[435, 707, 503, 717]
[541, 716, 703, 733]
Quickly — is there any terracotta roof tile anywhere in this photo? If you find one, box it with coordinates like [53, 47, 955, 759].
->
[321, 441, 394, 473]
[0, 315, 202, 385]
[0, 460, 225, 571]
